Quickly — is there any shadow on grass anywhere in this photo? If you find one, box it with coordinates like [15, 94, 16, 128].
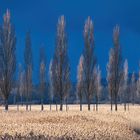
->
[0, 131, 74, 140]
[130, 121, 140, 136]
[134, 128, 140, 135]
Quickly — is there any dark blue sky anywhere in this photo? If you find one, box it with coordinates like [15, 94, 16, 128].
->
[0, 0, 140, 82]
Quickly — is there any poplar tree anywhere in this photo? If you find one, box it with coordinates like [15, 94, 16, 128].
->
[0, 10, 16, 110]
[24, 32, 33, 111]
[130, 72, 136, 105]
[137, 69, 140, 105]
[39, 47, 46, 111]
[107, 25, 123, 111]
[51, 16, 71, 111]
[77, 55, 84, 111]
[122, 59, 128, 111]
[83, 17, 96, 111]
[94, 66, 102, 111]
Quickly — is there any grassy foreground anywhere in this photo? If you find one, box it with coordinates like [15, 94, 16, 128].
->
[0, 104, 139, 140]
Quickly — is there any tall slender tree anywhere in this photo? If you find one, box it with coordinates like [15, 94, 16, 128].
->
[24, 31, 33, 111]
[130, 72, 136, 105]
[0, 10, 16, 110]
[122, 59, 128, 111]
[77, 55, 84, 111]
[51, 16, 71, 111]
[107, 25, 123, 111]
[49, 60, 53, 111]
[17, 63, 25, 109]
[49, 59, 59, 111]
[39, 47, 46, 111]
[94, 65, 102, 111]
[107, 49, 114, 111]
[136, 68, 140, 105]
[82, 17, 96, 111]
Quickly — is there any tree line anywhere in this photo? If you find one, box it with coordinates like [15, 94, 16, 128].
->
[0, 10, 140, 111]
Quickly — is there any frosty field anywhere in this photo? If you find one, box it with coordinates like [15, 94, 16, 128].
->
[0, 104, 139, 140]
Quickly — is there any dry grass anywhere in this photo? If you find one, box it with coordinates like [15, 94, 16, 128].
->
[0, 104, 139, 140]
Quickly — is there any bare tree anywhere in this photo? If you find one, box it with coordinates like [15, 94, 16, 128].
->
[94, 65, 102, 111]
[136, 69, 140, 105]
[122, 59, 128, 111]
[49, 59, 59, 111]
[17, 64, 22, 103]
[107, 25, 123, 111]
[0, 10, 16, 111]
[107, 49, 114, 111]
[39, 47, 46, 111]
[130, 72, 136, 105]
[83, 17, 96, 111]
[20, 73, 25, 106]
[17, 63, 25, 110]
[24, 32, 33, 111]
[49, 60, 53, 111]
[51, 16, 71, 111]
[77, 55, 84, 111]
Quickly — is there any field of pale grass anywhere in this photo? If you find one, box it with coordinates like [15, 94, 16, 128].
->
[0, 104, 139, 140]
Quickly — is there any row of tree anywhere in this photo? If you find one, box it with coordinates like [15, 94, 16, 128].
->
[0, 10, 139, 111]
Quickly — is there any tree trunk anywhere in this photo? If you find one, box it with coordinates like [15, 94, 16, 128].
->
[13, 94, 16, 105]
[96, 95, 98, 111]
[132, 92, 135, 105]
[111, 92, 113, 111]
[56, 102, 58, 111]
[26, 103, 28, 111]
[41, 99, 44, 111]
[66, 98, 68, 111]
[29, 95, 32, 111]
[30, 104, 31, 111]
[41, 103, 44, 111]
[60, 99, 63, 111]
[96, 102, 98, 111]
[50, 101, 52, 111]
[21, 95, 23, 106]
[88, 98, 90, 111]
[115, 99, 117, 111]
[17, 104, 19, 111]
[93, 104, 95, 111]
[26, 96, 28, 111]
[80, 99, 82, 111]
[5, 99, 8, 111]
[114, 92, 117, 111]
[124, 103, 126, 111]
[127, 103, 129, 111]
